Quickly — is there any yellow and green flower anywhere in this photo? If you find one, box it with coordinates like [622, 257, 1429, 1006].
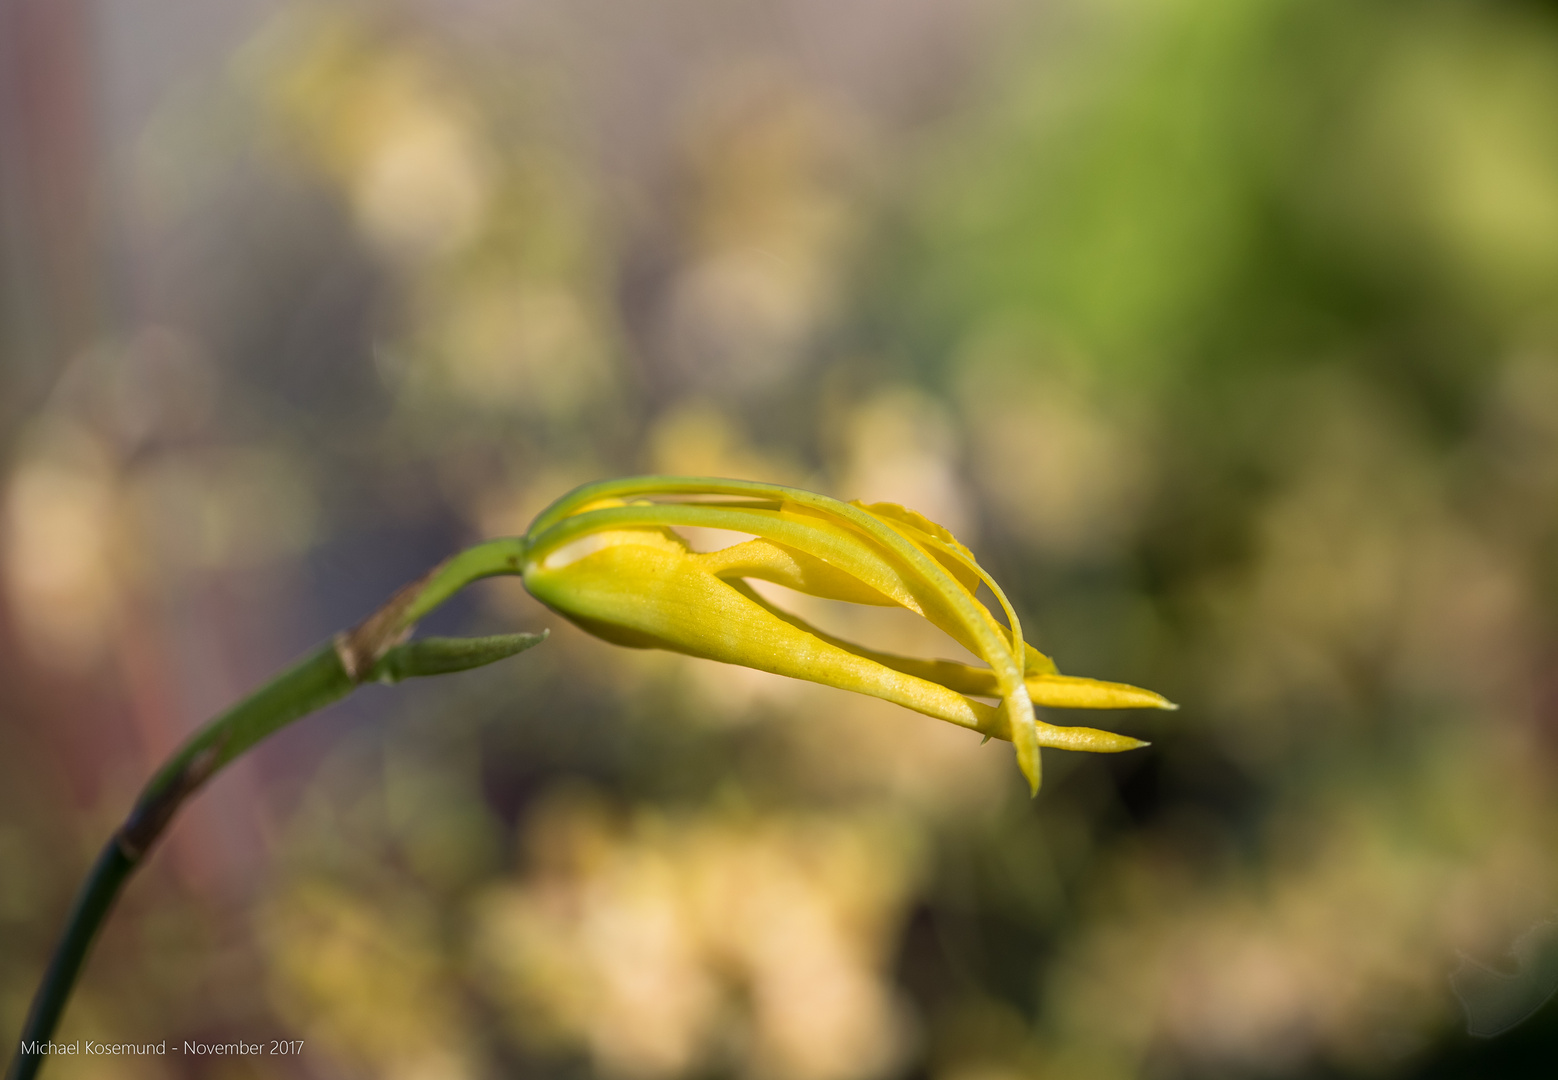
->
[519, 477, 1174, 794]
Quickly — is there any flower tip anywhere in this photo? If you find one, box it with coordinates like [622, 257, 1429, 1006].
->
[1013, 723, 1043, 796]
[1019, 751, 1043, 797]
[1010, 741, 1042, 796]
[1156, 698, 1179, 711]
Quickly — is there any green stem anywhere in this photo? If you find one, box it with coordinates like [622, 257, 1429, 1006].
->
[6, 539, 536, 1080]
[7, 843, 133, 1080]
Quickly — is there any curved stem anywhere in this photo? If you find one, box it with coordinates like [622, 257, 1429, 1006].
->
[5, 544, 537, 1080]
[7, 843, 134, 1080]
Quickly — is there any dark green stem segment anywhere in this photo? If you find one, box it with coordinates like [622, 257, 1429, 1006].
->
[6, 539, 538, 1080]
[7, 841, 134, 1080]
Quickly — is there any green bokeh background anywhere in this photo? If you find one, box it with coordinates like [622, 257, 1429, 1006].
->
[5, 1, 1558, 1077]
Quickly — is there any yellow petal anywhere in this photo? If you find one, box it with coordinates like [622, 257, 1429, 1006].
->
[1027, 674, 1177, 711]
[726, 582, 1050, 700]
[523, 535, 1002, 734]
[1033, 724, 1149, 753]
[531, 502, 924, 616]
[697, 538, 901, 607]
[851, 501, 983, 595]
[1025, 646, 1060, 677]
[851, 500, 1040, 791]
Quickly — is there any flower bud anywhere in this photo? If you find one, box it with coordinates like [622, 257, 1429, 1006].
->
[521, 478, 1174, 794]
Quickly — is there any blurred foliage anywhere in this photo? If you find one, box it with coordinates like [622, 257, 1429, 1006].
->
[6, 0, 1558, 1078]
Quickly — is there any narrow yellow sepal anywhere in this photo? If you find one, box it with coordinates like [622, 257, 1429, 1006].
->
[1027, 675, 1178, 711]
[1035, 724, 1149, 753]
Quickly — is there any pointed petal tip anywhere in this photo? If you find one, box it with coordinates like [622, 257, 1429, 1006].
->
[1157, 698, 1179, 711]
[1019, 752, 1042, 796]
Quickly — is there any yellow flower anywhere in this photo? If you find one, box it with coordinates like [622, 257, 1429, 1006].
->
[520, 477, 1173, 794]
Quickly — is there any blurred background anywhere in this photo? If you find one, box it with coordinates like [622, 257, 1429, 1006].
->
[6, 0, 1558, 1077]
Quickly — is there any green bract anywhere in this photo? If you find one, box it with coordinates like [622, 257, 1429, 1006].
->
[520, 477, 1174, 795]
